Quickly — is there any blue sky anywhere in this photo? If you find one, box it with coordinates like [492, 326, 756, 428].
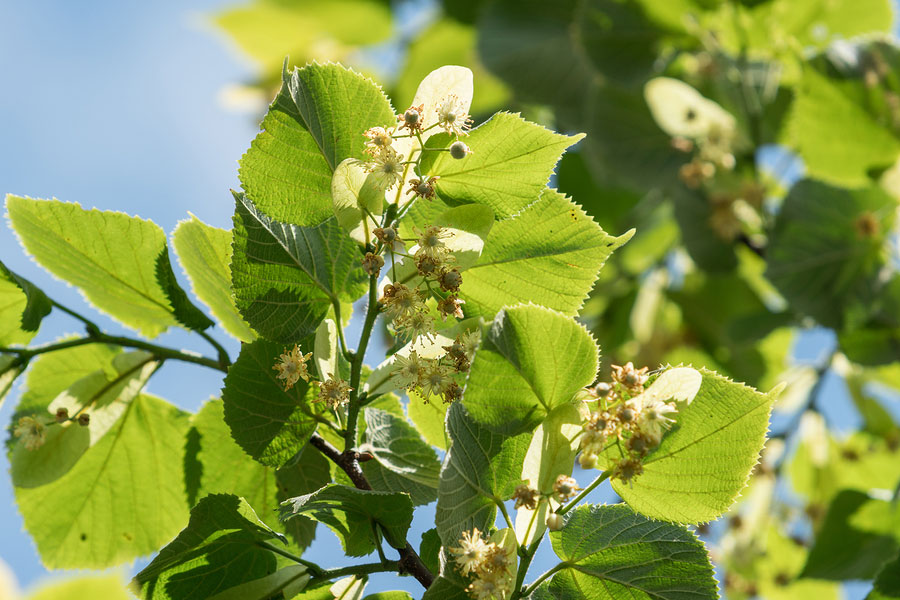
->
[0, 0, 257, 592]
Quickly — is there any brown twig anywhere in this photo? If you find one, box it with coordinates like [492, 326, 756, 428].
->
[308, 433, 435, 589]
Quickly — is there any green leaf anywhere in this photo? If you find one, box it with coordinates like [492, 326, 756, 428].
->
[154, 246, 214, 331]
[172, 215, 257, 342]
[477, 1, 594, 113]
[463, 304, 599, 434]
[0, 260, 51, 332]
[459, 188, 632, 317]
[869, 552, 900, 600]
[435, 402, 531, 546]
[0, 268, 37, 346]
[419, 528, 441, 576]
[215, 0, 392, 72]
[238, 62, 395, 226]
[6, 195, 196, 337]
[231, 192, 368, 342]
[581, 84, 683, 192]
[280, 484, 414, 556]
[222, 339, 320, 468]
[542, 504, 717, 600]
[134, 494, 284, 600]
[0, 355, 23, 411]
[360, 408, 441, 506]
[578, 0, 671, 88]
[11, 341, 119, 416]
[362, 593, 414, 600]
[27, 574, 131, 600]
[801, 490, 900, 580]
[407, 391, 450, 451]
[420, 576, 470, 600]
[603, 368, 776, 524]
[418, 112, 583, 219]
[11, 351, 158, 488]
[783, 67, 900, 186]
[766, 179, 896, 330]
[671, 187, 737, 273]
[206, 565, 309, 600]
[16, 394, 190, 569]
[187, 400, 329, 551]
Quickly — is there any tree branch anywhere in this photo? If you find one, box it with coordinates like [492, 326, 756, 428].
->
[309, 433, 435, 589]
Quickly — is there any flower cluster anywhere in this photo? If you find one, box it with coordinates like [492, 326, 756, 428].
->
[450, 528, 514, 600]
[379, 224, 466, 345]
[577, 363, 680, 483]
[390, 330, 479, 404]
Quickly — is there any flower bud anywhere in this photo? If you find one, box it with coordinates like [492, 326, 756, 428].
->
[578, 453, 598, 469]
[449, 141, 471, 159]
[546, 513, 563, 531]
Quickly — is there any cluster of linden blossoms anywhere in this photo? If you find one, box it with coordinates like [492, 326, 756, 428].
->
[450, 528, 515, 600]
[390, 330, 479, 404]
[273, 345, 352, 409]
[512, 474, 582, 531]
[376, 225, 463, 342]
[576, 362, 680, 483]
[360, 96, 473, 192]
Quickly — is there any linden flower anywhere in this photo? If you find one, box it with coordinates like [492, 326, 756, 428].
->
[362, 146, 404, 190]
[468, 576, 511, 600]
[398, 104, 425, 133]
[435, 94, 473, 136]
[273, 345, 313, 391]
[381, 284, 425, 320]
[395, 310, 436, 342]
[638, 398, 678, 442]
[611, 362, 649, 395]
[512, 484, 540, 510]
[13, 416, 46, 451]
[363, 126, 393, 153]
[553, 475, 581, 503]
[391, 350, 424, 389]
[418, 361, 454, 398]
[450, 528, 491, 576]
[408, 176, 439, 199]
[414, 225, 451, 260]
[317, 375, 352, 408]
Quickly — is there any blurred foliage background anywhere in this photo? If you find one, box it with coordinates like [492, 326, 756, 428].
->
[210, 0, 900, 598]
